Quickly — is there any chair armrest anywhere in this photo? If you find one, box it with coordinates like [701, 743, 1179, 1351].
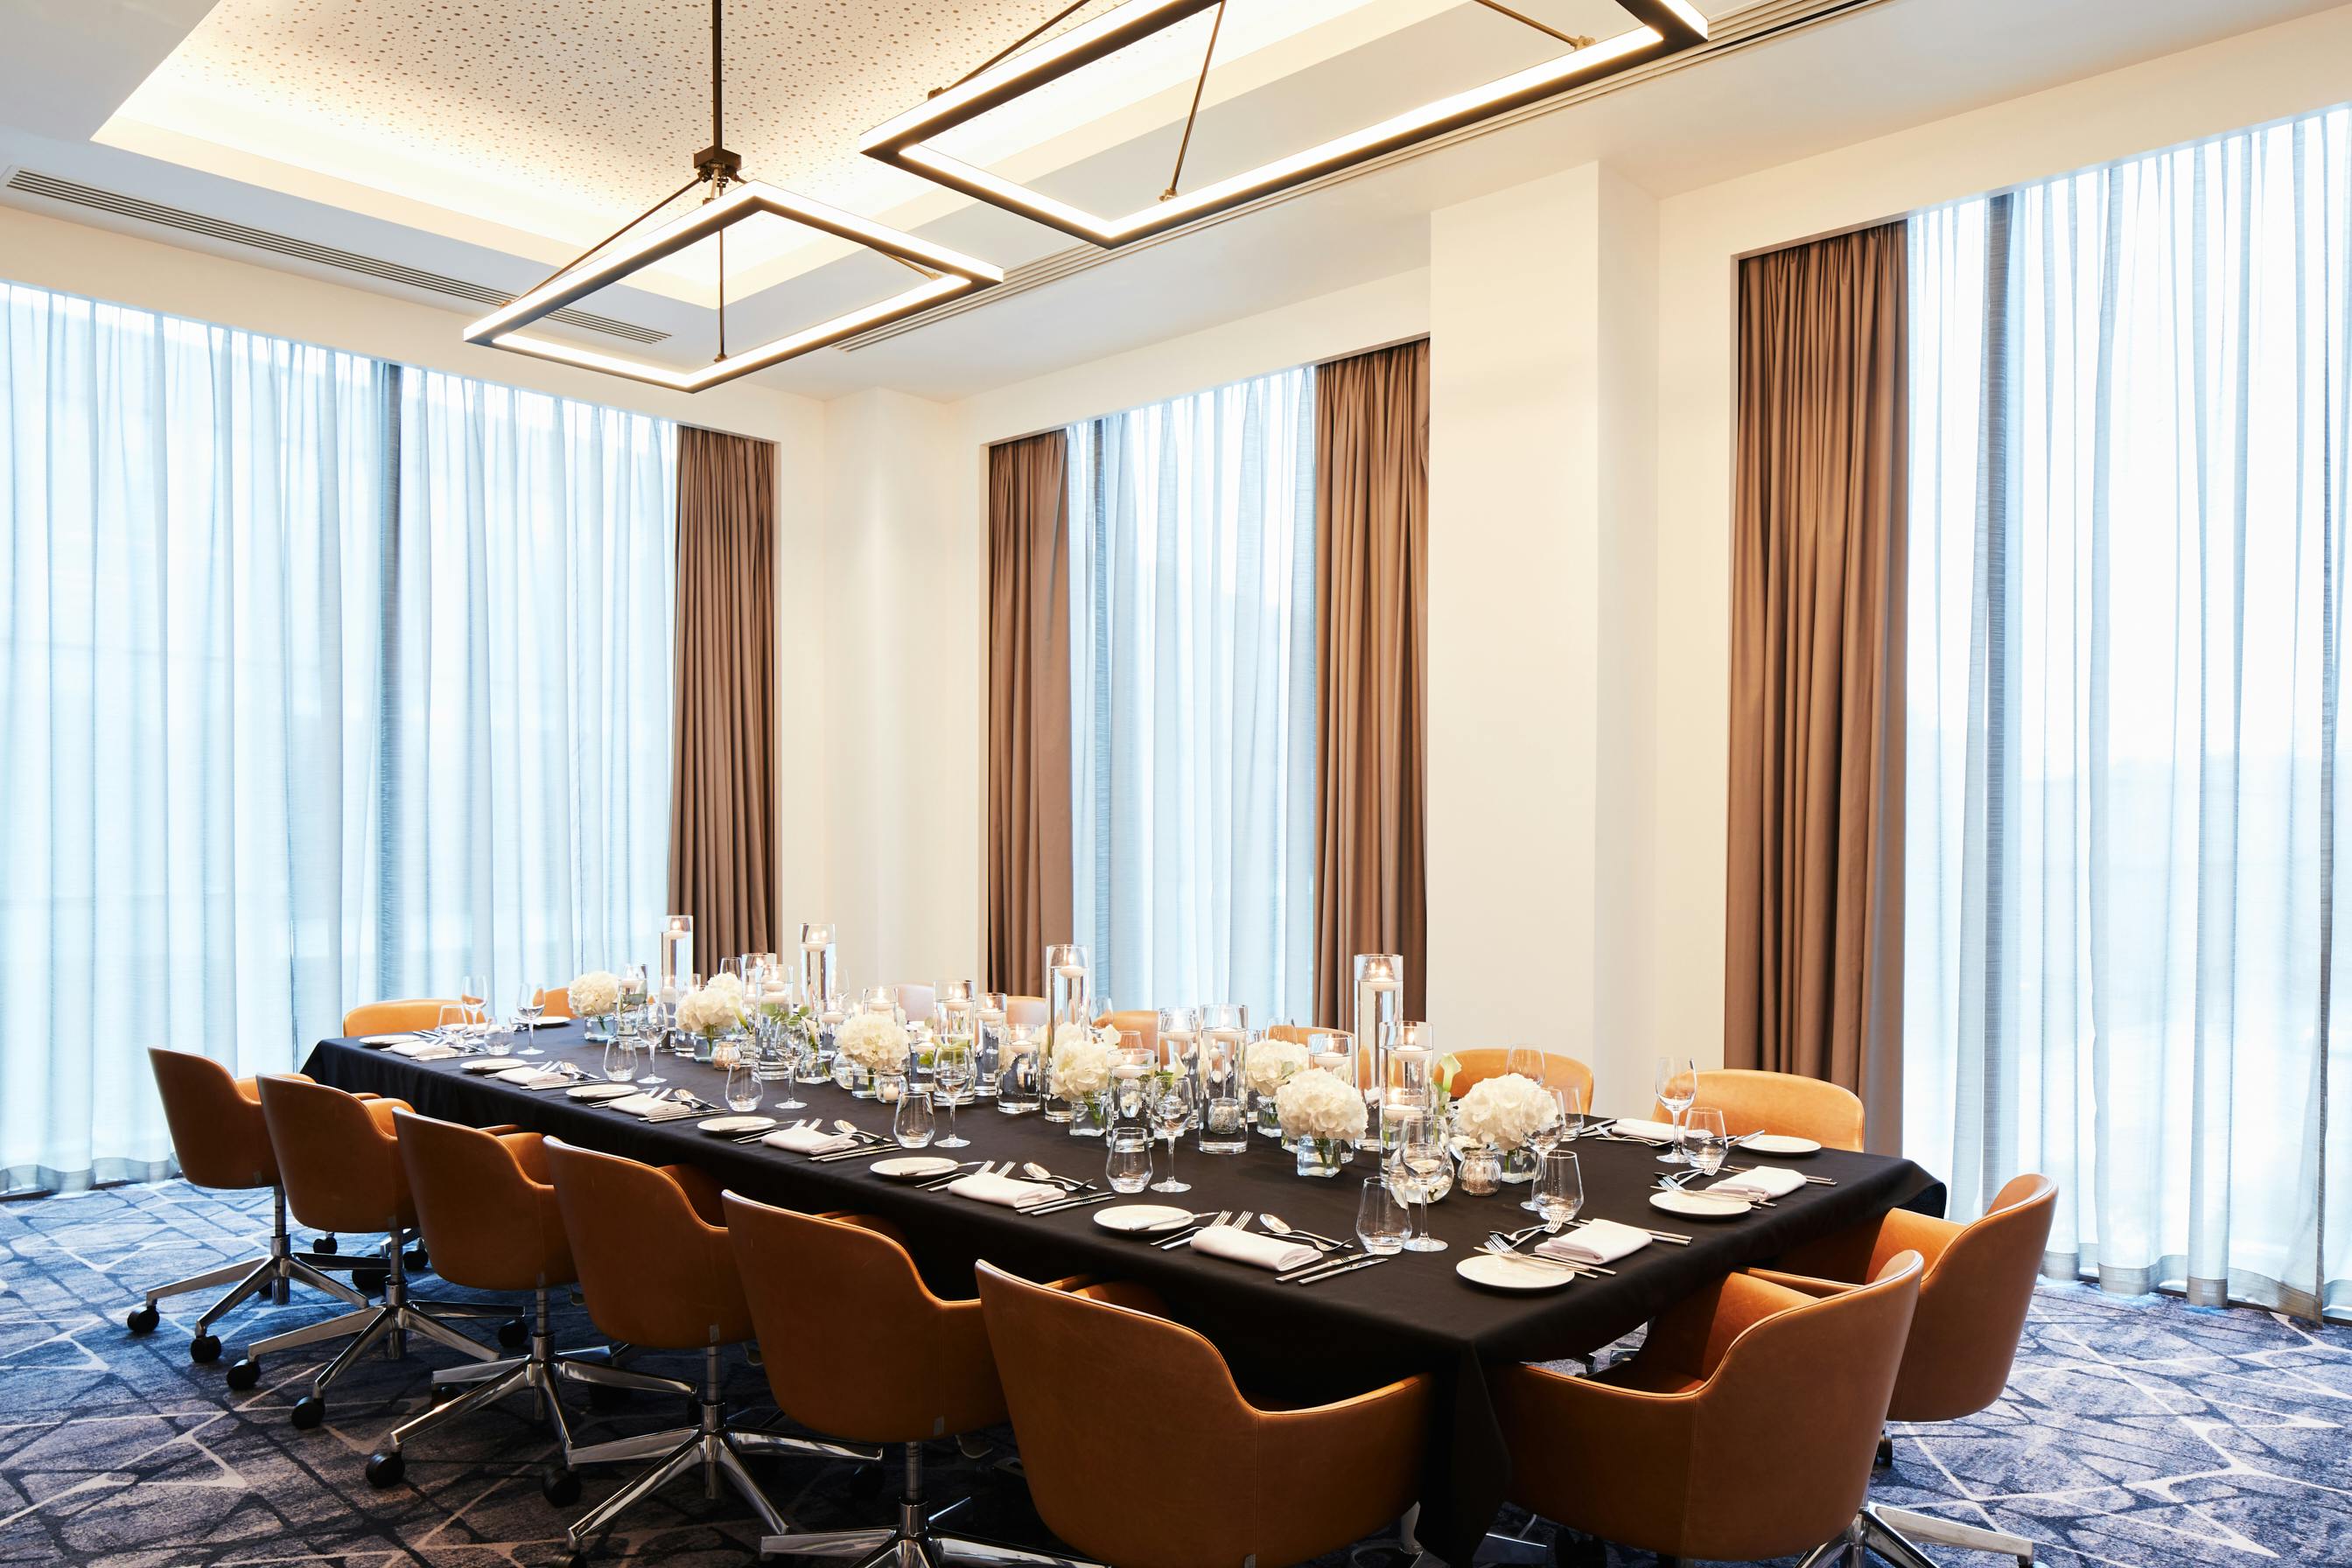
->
[664, 1163, 729, 1228]
[497, 1130, 550, 1184]
[1258, 1372, 1432, 1474]
[363, 1098, 412, 1136]
[1867, 1208, 1958, 1276]
[1743, 1267, 1853, 1298]
[1073, 1279, 1166, 1313]
[480, 1124, 522, 1137]
[1637, 1271, 1810, 1379]
[1495, 1362, 1702, 1540]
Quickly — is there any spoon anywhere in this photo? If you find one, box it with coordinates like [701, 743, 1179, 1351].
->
[1480, 1236, 1583, 1275]
[1022, 1162, 1096, 1193]
[1261, 1215, 1345, 1250]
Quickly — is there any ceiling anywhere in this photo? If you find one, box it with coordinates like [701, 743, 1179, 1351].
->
[0, 0, 2342, 402]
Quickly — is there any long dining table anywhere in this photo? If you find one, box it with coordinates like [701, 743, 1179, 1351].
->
[305, 1024, 1942, 1566]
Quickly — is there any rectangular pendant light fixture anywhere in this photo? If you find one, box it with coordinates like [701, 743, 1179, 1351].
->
[862, 0, 1708, 248]
[463, 181, 1004, 392]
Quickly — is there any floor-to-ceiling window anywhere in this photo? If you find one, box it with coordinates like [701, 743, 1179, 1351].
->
[1904, 105, 2351, 1319]
[0, 282, 676, 1192]
[1067, 365, 1319, 1025]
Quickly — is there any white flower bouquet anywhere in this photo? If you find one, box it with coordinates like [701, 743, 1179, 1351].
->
[675, 984, 744, 1038]
[1244, 1037, 1310, 1095]
[569, 970, 621, 1018]
[836, 1012, 909, 1077]
[1452, 1072, 1555, 1151]
[1048, 1023, 1115, 1098]
[703, 970, 748, 1008]
[1276, 1067, 1369, 1143]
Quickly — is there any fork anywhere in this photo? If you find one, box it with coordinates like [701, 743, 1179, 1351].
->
[1164, 1210, 1250, 1250]
[918, 1159, 999, 1191]
[1155, 1210, 1231, 1249]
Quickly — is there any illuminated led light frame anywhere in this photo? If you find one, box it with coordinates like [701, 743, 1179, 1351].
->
[862, 0, 1707, 248]
[464, 180, 1004, 392]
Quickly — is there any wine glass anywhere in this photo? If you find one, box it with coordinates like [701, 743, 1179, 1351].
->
[1356, 1174, 1410, 1256]
[1655, 1055, 1698, 1165]
[1535, 1148, 1585, 1232]
[458, 975, 488, 1026]
[892, 1088, 936, 1149]
[1149, 1074, 1194, 1194]
[1520, 1088, 1570, 1213]
[1504, 1044, 1546, 1084]
[1104, 1127, 1152, 1194]
[769, 997, 808, 1112]
[632, 995, 668, 1087]
[1685, 1108, 1730, 1179]
[934, 1040, 973, 1148]
[1392, 1113, 1451, 1254]
[512, 983, 546, 1056]
[724, 1059, 764, 1116]
[619, 964, 649, 1012]
[601, 1033, 638, 1083]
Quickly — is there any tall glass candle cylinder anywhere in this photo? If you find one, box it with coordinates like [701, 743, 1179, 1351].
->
[1352, 954, 1404, 1145]
[1194, 1024, 1250, 1154]
[660, 915, 695, 990]
[1044, 943, 1091, 1027]
[798, 924, 836, 1014]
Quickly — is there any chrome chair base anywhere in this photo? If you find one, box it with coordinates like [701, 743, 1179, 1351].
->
[131, 1191, 368, 1356]
[232, 1231, 498, 1421]
[1861, 1503, 2034, 1568]
[563, 1347, 884, 1561]
[760, 1441, 1101, 1568]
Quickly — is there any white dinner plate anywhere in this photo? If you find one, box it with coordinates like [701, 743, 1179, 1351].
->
[873, 1156, 961, 1181]
[458, 1058, 511, 1074]
[1650, 1190, 1752, 1220]
[1455, 1253, 1574, 1292]
[566, 1083, 637, 1102]
[1741, 1133, 1822, 1156]
[1093, 1204, 1194, 1236]
[698, 1115, 776, 1135]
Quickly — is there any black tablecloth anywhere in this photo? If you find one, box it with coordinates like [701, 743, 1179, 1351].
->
[306, 1026, 1942, 1565]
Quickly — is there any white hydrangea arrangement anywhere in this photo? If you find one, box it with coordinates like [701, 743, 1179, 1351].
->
[836, 1012, 909, 1076]
[675, 984, 744, 1038]
[703, 971, 748, 1008]
[1244, 1037, 1311, 1094]
[1452, 1072, 1556, 1151]
[1275, 1066, 1370, 1143]
[568, 970, 621, 1018]
[1048, 1022, 1116, 1097]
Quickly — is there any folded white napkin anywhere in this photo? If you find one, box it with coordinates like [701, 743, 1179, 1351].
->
[1534, 1218, 1652, 1264]
[604, 1093, 696, 1120]
[500, 1068, 571, 1089]
[764, 1125, 857, 1155]
[387, 1042, 461, 1061]
[1190, 1225, 1319, 1273]
[1709, 1166, 1805, 1200]
[1604, 1118, 1684, 1141]
[948, 1172, 1062, 1208]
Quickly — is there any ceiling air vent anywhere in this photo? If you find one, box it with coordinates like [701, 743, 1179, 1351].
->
[4, 168, 668, 346]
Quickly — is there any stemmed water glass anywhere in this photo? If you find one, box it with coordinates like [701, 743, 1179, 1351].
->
[512, 983, 546, 1057]
[934, 1040, 973, 1148]
[1505, 1044, 1546, 1083]
[1390, 1112, 1451, 1253]
[632, 994, 668, 1087]
[1149, 1074, 1194, 1194]
[458, 975, 488, 1026]
[1655, 1055, 1698, 1165]
[1520, 1088, 1571, 1213]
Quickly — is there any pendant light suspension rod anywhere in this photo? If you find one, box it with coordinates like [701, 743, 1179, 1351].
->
[710, 0, 724, 154]
[1161, 0, 1226, 200]
[942, 0, 1099, 94]
[1470, 0, 1595, 51]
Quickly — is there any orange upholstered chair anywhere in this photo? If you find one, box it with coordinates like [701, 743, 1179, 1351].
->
[234, 1075, 500, 1425]
[1448, 1048, 1596, 1108]
[134, 1050, 369, 1363]
[1653, 1067, 1866, 1151]
[1758, 1173, 2058, 1568]
[342, 998, 463, 1035]
[1497, 1251, 1923, 1565]
[976, 1264, 1431, 1568]
[1004, 994, 1048, 1029]
[534, 986, 573, 1019]
[1095, 1009, 1158, 1054]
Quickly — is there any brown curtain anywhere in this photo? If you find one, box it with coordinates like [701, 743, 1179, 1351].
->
[987, 430, 1074, 997]
[1312, 340, 1430, 1026]
[669, 425, 777, 966]
[1726, 222, 1908, 1152]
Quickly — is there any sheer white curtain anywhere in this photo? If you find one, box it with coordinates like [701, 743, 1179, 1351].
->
[1905, 107, 2351, 1320]
[1068, 366, 1318, 1023]
[0, 284, 675, 1191]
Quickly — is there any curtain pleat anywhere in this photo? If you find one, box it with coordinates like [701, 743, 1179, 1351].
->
[668, 426, 776, 969]
[1312, 340, 1430, 1026]
[1725, 223, 1909, 1151]
[986, 430, 1074, 996]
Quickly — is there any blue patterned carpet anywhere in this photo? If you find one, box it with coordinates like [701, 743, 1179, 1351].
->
[0, 1182, 2343, 1566]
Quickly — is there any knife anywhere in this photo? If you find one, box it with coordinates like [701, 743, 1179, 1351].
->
[1278, 1249, 1362, 1280]
[1295, 1255, 1392, 1286]
[1020, 1192, 1120, 1214]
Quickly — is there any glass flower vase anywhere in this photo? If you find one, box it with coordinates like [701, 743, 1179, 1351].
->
[1501, 1145, 1538, 1186]
[839, 1059, 874, 1099]
[1296, 1137, 1348, 1179]
[1065, 1091, 1110, 1138]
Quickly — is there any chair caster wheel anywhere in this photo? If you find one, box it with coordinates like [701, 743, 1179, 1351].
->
[1876, 1435, 1895, 1467]
[566, 1553, 592, 1568]
[290, 1395, 326, 1430]
[542, 1465, 582, 1506]
[848, 1463, 886, 1499]
[498, 1317, 528, 1349]
[189, 1334, 222, 1364]
[225, 1359, 261, 1390]
[354, 1269, 388, 1296]
[127, 1305, 160, 1335]
[365, 1450, 404, 1488]
[313, 1235, 338, 1255]
[403, 1247, 430, 1272]
[585, 1381, 628, 1411]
